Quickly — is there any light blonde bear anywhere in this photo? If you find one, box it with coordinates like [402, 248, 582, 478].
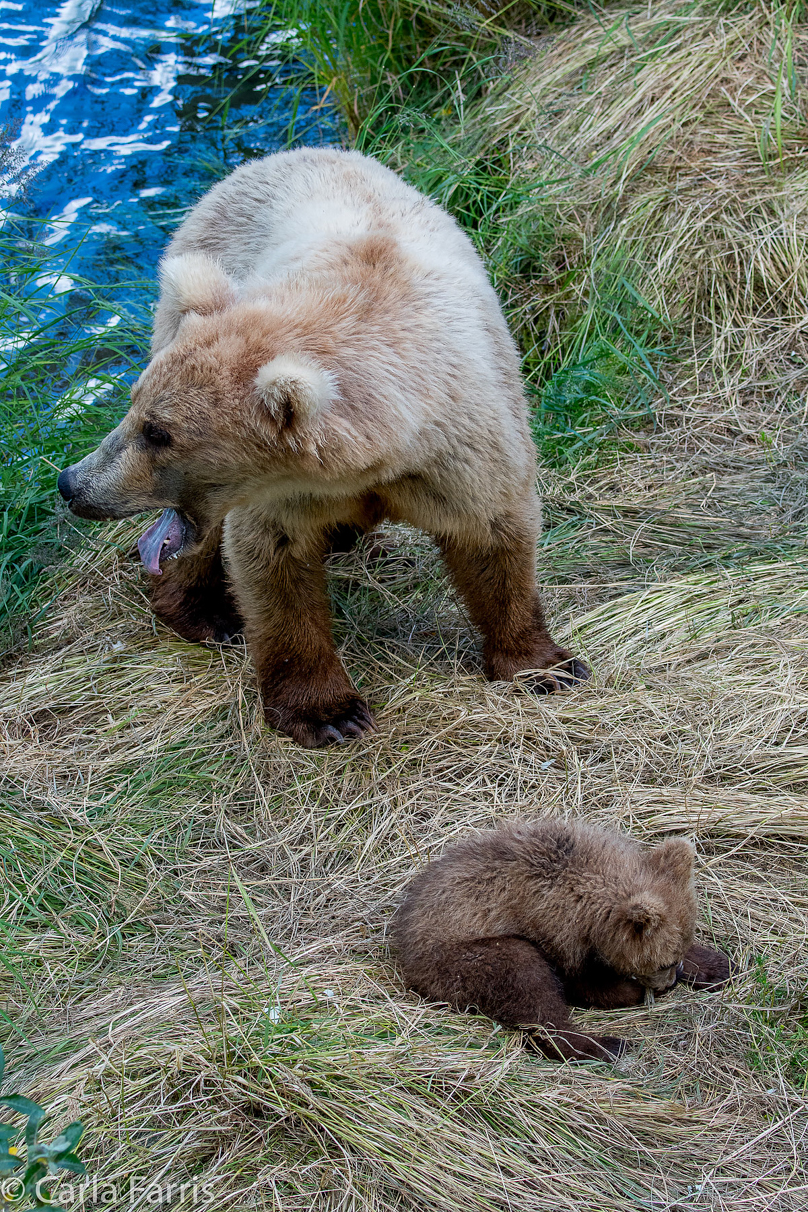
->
[58, 148, 588, 747]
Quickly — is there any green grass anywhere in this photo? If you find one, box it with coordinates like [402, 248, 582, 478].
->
[748, 958, 808, 1092]
[0, 225, 151, 649]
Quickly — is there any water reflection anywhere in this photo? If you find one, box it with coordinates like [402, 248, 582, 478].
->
[0, 0, 338, 293]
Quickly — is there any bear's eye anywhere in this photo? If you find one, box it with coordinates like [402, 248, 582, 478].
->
[142, 421, 171, 448]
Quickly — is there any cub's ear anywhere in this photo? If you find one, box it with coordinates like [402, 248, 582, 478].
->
[645, 838, 695, 883]
[255, 355, 336, 426]
[621, 892, 666, 936]
[159, 253, 238, 318]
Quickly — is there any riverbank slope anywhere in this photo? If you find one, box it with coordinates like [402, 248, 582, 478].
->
[2, 2, 808, 1208]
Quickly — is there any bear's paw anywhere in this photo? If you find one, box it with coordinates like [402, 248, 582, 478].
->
[269, 695, 376, 748]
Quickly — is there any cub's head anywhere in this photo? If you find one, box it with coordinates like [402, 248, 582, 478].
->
[57, 255, 336, 573]
[591, 838, 697, 991]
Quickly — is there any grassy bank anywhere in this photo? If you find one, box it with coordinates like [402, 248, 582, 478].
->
[0, 231, 151, 648]
[3, 1, 808, 1209]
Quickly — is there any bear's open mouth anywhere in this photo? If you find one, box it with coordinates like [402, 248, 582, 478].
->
[137, 508, 189, 575]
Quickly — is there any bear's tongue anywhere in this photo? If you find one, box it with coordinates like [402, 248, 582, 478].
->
[137, 509, 185, 575]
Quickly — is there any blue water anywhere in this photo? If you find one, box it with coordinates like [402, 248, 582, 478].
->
[0, 0, 338, 299]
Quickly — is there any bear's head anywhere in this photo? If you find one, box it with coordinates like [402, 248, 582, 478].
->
[591, 838, 697, 991]
[56, 254, 338, 573]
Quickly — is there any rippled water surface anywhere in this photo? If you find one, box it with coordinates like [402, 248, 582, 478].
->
[0, 0, 336, 292]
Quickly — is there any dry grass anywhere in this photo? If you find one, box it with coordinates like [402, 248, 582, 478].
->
[493, 0, 808, 428]
[4, 1, 808, 1207]
[3, 505, 808, 1208]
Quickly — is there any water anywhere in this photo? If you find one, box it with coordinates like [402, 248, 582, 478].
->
[0, 0, 338, 300]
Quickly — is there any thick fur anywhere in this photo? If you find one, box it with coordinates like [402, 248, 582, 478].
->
[393, 820, 732, 1061]
[57, 148, 587, 747]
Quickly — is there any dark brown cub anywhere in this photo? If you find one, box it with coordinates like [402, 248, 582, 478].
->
[392, 819, 732, 1060]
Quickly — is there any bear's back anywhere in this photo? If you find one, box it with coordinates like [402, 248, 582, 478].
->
[165, 148, 490, 296]
[155, 148, 532, 482]
[392, 820, 655, 965]
[393, 820, 588, 950]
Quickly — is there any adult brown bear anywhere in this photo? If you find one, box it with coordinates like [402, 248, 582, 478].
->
[58, 148, 588, 747]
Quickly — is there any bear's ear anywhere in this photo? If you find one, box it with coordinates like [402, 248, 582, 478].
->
[159, 253, 238, 318]
[621, 892, 666, 936]
[645, 838, 694, 884]
[255, 355, 336, 426]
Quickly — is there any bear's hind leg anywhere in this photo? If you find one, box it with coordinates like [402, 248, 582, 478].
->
[224, 511, 375, 748]
[147, 522, 243, 644]
[415, 936, 625, 1061]
[436, 518, 589, 694]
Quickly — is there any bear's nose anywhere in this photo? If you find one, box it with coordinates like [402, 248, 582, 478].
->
[57, 467, 76, 502]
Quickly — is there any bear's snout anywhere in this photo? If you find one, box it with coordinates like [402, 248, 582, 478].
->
[641, 963, 680, 992]
[57, 457, 117, 519]
[55, 429, 154, 521]
[57, 466, 77, 503]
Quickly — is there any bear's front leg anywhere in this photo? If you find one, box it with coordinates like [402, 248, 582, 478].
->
[678, 943, 733, 992]
[147, 522, 243, 644]
[437, 515, 589, 693]
[224, 510, 375, 748]
[562, 959, 648, 1010]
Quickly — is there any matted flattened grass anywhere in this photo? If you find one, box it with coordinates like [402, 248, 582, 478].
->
[4, 0, 808, 1205]
[3, 495, 808, 1208]
[495, 0, 808, 423]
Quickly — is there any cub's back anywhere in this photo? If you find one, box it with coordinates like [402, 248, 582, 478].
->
[393, 822, 574, 956]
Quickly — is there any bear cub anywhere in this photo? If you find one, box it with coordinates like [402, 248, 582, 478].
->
[393, 819, 732, 1060]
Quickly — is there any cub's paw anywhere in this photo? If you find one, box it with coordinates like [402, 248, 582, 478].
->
[274, 696, 377, 749]
[593, 1035, 629, 1060]
[532, 1030, 627, 1062]
[524, 652, 591, 696]
[678, 943, 734, 992]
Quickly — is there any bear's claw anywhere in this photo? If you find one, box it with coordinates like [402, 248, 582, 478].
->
[528, 656, 591, 696]
[290, 698, 377, 749]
